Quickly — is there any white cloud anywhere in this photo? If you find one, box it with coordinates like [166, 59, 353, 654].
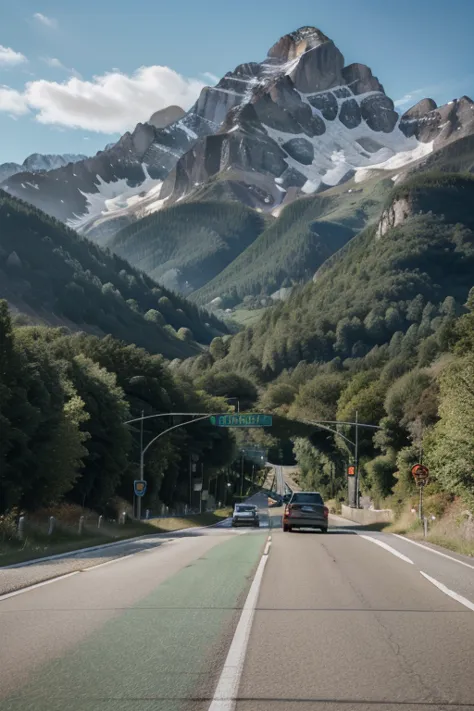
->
[13, 65, 205, 132]
[0, 85, 29, 114]
[394, 88, 428, 109]
[33, 12, 58, 29]
[0, 45, 27, 67]
[44, 57, 65, 69]
[202, 71, 219, 84]
[42, 57, 81, 78]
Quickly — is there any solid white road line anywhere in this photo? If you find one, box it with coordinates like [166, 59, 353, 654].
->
[208, 552, 269, 711]
[392, 533, 474, 571]
[2, 519, 233, 570]
[81, 552, 139, 571]
[420, 572, 474, 612]
[358, 534, 414, 564]
[0, 571, 80, 602]
[263, 540, 271, 556]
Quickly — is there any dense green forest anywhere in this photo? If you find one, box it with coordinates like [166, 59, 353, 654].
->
[0, 190, 226, 359]
[193, 177, 392, 306]
[0, 300, 238, 515]
[178, 173, 474, 507]
[108, 201, 268, 292]
[2, 171, 474, 518]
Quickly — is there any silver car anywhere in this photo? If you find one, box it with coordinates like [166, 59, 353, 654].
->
[232, 504, 260, 527]
[282, 491, 329, 533]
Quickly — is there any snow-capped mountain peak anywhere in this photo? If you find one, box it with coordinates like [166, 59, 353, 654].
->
[1, 27, 473, 240]
[0, 153, 87, 183]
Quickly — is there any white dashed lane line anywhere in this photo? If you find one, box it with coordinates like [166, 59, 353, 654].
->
[420, 572, 474, 612]
[357, 534, 414, 564]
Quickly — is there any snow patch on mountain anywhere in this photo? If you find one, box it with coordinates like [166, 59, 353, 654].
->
[264, 116, 434, 195]
[68, 164, 165, 233]
[354, 140, 434, 182]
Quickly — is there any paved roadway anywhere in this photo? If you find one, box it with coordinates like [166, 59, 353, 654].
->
[1, 493, 474, 710]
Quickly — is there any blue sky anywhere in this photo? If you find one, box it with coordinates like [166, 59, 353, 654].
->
[1, 0, 473, 164]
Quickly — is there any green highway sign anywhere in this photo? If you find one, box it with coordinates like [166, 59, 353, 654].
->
[209, 414, 273, 428]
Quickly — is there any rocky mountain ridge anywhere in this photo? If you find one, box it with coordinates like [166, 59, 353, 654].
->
[1, 27, 473, 245]
[0, 153, 87, 183]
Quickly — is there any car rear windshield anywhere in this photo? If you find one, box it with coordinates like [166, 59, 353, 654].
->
[291, 493, 323, 505]
[235, 505, 256, 512]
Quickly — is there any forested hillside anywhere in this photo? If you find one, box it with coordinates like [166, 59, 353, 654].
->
[193, 178, 392, 306]
[108, 201, 267, 293]
[178, 173, 474, 508]
[0, 190, 226, 359]
[220, 173, 474, 376]
[0, 301, 236, 514]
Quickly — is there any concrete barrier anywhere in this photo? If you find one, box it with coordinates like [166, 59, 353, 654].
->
[341, 504, 393, 525]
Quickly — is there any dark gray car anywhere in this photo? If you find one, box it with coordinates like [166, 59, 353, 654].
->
[282, 491, 329, 533]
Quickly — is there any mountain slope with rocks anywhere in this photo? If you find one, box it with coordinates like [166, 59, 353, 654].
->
[0, 153, 87, 183]
[2, 27, 473, 243]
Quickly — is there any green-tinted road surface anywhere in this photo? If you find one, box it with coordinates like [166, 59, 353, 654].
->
[1, 529, 265, 711]
[3, 495, 474, 711]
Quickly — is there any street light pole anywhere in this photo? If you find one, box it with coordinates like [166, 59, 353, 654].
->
[240, 451, 244, 497]
[305, 417, 381, 510]
[130, 412, 212, 520]
[354, 409, 359, 509]
[136, 410, 144, 520]
[189, 454, 192, 509]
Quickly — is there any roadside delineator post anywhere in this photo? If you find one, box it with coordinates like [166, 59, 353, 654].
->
[17, 515, 26, 541]
[78, 515, 84, 535]
[97, 515, 103, 529]
[48, 516, 55, 536]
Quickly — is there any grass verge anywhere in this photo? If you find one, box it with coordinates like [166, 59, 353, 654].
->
[372, 499, 474, 558]
[0, 508, 232, 567]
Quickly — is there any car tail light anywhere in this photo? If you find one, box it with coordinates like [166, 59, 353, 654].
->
[284, 504, 290, 516]
[323, 506, 329, 518]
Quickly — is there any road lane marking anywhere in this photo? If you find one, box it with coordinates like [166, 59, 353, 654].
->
[263, 540, 271, 555]
[2, 520, 233, 569]
[393, 534, 474, 571]
[208, 551, 268, 711]
[81, 552, 140, 571]
[358, 534, 414, 564]
[0, 571, 80, 602]
[420, 572, 474, 612]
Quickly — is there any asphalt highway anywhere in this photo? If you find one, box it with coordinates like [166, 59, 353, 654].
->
[1, 493, 473, 711]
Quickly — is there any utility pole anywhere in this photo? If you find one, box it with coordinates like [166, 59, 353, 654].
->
[137, 410, 144, 520]
[200, 462, 204, 513]
[189, 454, 192, 509]
[354, 409, 359, 509]
[240, 451, 244, 497]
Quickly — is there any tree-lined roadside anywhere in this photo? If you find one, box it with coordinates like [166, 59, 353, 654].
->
[0, 508, 232, 568]
[1, 299, 241, 537]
